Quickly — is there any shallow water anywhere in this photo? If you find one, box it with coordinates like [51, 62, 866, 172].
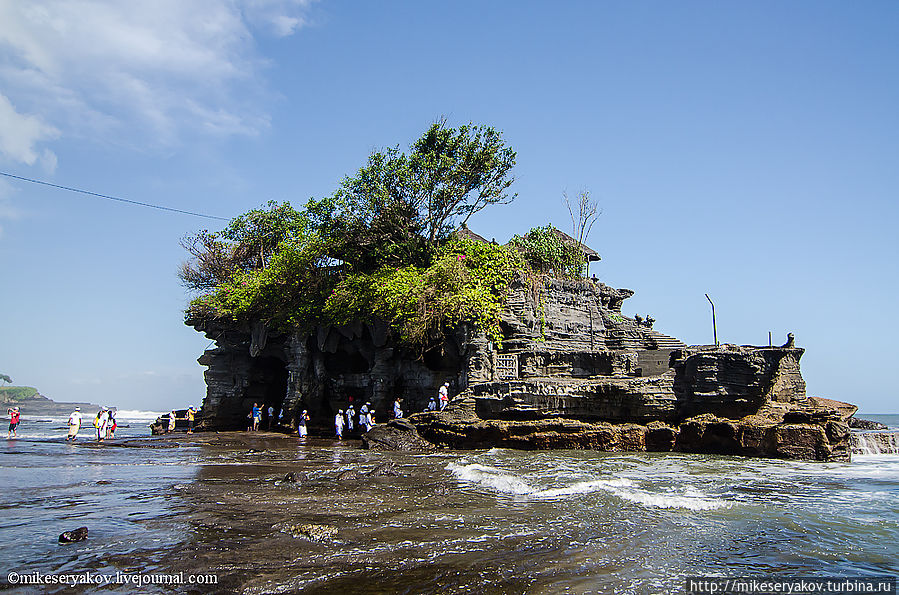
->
[1, 415, 897, 594]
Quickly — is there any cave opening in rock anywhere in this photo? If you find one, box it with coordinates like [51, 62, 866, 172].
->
[245, 356, 289, 429]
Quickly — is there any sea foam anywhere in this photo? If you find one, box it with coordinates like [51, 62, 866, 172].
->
[448, 462, 729, 510]
[447, 462, 535, 495]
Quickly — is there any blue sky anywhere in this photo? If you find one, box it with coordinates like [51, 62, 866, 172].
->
[1, 1, 896, 414]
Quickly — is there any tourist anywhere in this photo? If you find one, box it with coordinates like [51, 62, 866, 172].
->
[167, 409, 176, 434]
[7, 407, 20, 439]
[96, 407, 109, 442]
[365, 408, 375, 430]
[426, 397, 437, 412]
[335, 410, 345, 439]
[346, 404, 355, 433]
[267, 404, 274, 430]
[251, 403, 261, 431]
[107, 409, 117, 439]
[66, 407, 82, 441]
[186, 407, 196, 434]
[439, 382, 450, 410]
[297, 409, 309, 439]
[393, 398, 403, 419]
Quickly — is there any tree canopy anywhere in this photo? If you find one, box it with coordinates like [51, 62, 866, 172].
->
[181, 121, 594, 349]
[306, 120, 516, 271]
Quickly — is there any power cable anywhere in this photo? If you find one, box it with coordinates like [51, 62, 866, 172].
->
[0, 171, 230, 221]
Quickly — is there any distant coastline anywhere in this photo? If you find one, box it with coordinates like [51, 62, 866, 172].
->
[0, 386, 101, 417]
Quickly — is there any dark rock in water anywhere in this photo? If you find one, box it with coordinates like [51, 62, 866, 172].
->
[273, 522, 337, 541]
[282, 471, 307, 483]
[96, 480, 111, 485]
[336, 468, 362, 481]
[367, 461, 401, 477]
[849, 417, 889, 431]
[59, 527, 88, 543]
[362, 419, 436, 452]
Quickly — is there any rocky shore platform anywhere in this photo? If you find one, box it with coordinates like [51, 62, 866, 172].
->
[363, 393, 855, 462]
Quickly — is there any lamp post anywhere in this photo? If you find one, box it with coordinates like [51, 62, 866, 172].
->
[705, 293, 718, 347]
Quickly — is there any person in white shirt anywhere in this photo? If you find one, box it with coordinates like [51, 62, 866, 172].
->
[346, 405, 355, 432]
[297, 409, 309, 438]
[96, 408, 109, 442]
[438, 382, 450, 410]
[66, 407, 82, 441]
[335, 410, 345, 439]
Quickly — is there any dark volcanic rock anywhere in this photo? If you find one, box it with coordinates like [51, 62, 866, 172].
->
[189, 265, 858, 462]
[336, 468, 362, 481]
[367, 461, 401, 477]
[58, 527, 88, 543]
[848, 417, 889, 431]
[361, 419, 435, 452]
[410, 400, 853, 461]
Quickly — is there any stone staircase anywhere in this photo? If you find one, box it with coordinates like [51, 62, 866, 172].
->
[634, 329, 686, 376]
[642, 329, 686, 350]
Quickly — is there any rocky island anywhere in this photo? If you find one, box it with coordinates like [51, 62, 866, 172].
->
[180, 122, 858, 461]
[0, 386, 100, 417]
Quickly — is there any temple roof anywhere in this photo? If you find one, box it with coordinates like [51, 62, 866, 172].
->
[452, 224, 491, 244]
[551, 229, 601, 261]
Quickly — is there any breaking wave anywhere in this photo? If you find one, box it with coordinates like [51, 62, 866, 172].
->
[447, 463, 533, 495]
[447, 462, 729, 511]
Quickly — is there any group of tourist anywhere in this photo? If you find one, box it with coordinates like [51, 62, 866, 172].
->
[246, 402, 282, 432]
[240, 381, 455, 440]
[334, 402, 376, 439]
[424, 382, 452, 412]
[164, 407, 197, 434]
[62, 406, 116, 442]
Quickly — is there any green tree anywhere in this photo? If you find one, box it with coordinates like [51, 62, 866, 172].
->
[179, 201, 309, 292]
[509, 225, 585, 277]
[0, 374, 11, 385]
[307, 149, 428, 271]
[308, 120, 517, 271]
[411, 120, 517, 244]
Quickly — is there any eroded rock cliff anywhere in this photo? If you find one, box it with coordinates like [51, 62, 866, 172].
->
[189, 274, 856, 461]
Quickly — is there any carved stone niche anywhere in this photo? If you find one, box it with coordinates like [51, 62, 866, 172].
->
[494, 354, 519, 380]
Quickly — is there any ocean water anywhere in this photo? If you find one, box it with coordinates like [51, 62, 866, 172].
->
[0, 413, 897, 594]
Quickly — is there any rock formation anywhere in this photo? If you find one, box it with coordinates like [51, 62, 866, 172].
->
[188, 271, 857, 461]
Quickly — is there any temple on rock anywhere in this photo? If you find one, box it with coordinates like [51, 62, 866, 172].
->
[187, 230, 856, 462]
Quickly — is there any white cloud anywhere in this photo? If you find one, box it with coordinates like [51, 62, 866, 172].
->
[0, 92, 59, 166]
[244, 0, 315, 36]
[0, 0, 315, 158]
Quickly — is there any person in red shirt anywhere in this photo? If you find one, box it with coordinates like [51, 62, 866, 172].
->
[7, 407, 20, 438]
